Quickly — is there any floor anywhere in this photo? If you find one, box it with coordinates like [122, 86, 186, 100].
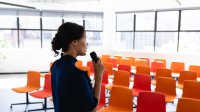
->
[0, 74, 180, 112]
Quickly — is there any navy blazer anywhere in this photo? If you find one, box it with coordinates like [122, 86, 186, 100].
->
[51, 55, 98, 112]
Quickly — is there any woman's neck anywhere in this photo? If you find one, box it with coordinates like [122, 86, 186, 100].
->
[63, 50, 77, 58]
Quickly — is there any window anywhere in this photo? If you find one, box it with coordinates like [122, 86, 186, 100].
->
[0, 16, 17, 28]
[42, 31, 56, 49]
[117, 14, 134, 31]
[155, 32, 178, 53]
[136, 12, 155, 31]
[157, 11, 179, 31]
[19, 16, 40, 29]
[134, 32, 154, 51]
[19, 30, 41, 49]
[181, 10, 200, 30]
[115, 32, 133, 50]
[0, 30, 18, 48]
[179, 32, 200, 53]
[86, 32, 103, 48]
[42, 17, 62, 30]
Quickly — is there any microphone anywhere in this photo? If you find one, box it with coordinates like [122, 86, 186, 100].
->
[90, 51, 99, 63]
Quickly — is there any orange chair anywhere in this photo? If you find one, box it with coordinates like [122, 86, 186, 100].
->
[10, 71, 42, 109]
[155, 77, 176, 103]
[136, 66, 150, 75]
[87, 61, 94, 75]
[103, 62, 113, 77]
[75, 60, 83, 68]
[108, 57, 118, 68]
[135, 59, 149, 67]
[126, 56, 136, 66]
[99, 86, 133, 112]
[118, 64, 131, 77]
[189, 65, 200, 78]
[177, 71, 197, 89]
[132, 74, 151, 96]
[119, 58, 132, 66]
[101, 54, 110, 62]
[176, 98, 200, 112]
[182, 80, 200, 100]
[94, 69, 108, 85]
[150, 61, 164, 73]
[170, 62, 185, 74]
[96, 85, 106, 111]
[139, 58, 150, 66]
[154, 58, 166, 68]
[106, 70, 130, 91]
[78, 66, 91, 76]
[136, 92, 166, 112]
[152, 68, 172, 85]
[28, 74, 53, 111]
[114, 55, 122, 64]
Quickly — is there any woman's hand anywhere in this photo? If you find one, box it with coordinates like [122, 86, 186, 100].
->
[92, 58, 104, 80]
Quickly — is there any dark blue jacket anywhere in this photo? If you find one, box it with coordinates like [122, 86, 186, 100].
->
[51, 55, 98, 112]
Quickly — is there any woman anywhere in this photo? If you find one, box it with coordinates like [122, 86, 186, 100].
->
[51, 22, 104, 112]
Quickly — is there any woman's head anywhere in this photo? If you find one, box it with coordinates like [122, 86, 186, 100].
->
[51, 22, 87, 57]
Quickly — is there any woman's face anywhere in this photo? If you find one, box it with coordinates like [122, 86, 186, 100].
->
[76, 32, 87, 56]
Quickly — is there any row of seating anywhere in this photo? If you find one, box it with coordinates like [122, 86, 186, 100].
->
[98, 86, 200, 112]
[10, 71, 53, 112]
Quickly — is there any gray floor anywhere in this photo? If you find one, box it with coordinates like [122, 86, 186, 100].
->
[0, 74, 179, 112]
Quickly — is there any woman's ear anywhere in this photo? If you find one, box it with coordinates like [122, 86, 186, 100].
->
[72, 40, 77, 46]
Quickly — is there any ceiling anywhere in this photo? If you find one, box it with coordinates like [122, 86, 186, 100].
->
[0, 0, 200, 11]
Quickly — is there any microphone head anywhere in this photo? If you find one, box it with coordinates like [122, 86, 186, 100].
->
[90, 51, 98, 63]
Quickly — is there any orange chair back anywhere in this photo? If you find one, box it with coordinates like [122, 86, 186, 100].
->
[171, 62, 185, 73]
[154, 58, 166, 68]
[189, 65, 200, 77]
[182, 80, 200, 100]
[155, 68, 172, 79]
[108, 57, 118, 68]
[109, 86, 133, 111]
[176, 98, 200, 112]
[126, 56, 136, 66]
[136, 92, 166, 112]
[119, 58, 132, 66]
[139, 58, 150, 66]
[178, 71, 197, 85]
[155, 77, 176, 98]
[103, 62, 113, 76]
[75, 60, 83, 68]
[113, 70, 130, 87]
[27, 71, 41, 88]
[135, 59, 148, 67]
[118, 64, 131, 76]
[101, 54, 110, 62]
[114, 55, 122, 64]
[136, 66, 150, 75]
[78, 66, 90, 76]
[150, 61, 164, 73]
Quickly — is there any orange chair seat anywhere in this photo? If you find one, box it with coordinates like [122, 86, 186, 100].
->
[12, 86, 40, 93]
[164, 94, 176, 102]
[151, 80, 156, 85]
[30, 90, 52, 98]
[177, 83, 183, 89]
[99, 106, 132, 112]
[106, 85, 128, 91]
[132, 88, 149, 96]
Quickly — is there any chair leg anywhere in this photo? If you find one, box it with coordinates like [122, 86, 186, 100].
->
[28, 98, 54, 112]
[10, 93, 43, 108]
